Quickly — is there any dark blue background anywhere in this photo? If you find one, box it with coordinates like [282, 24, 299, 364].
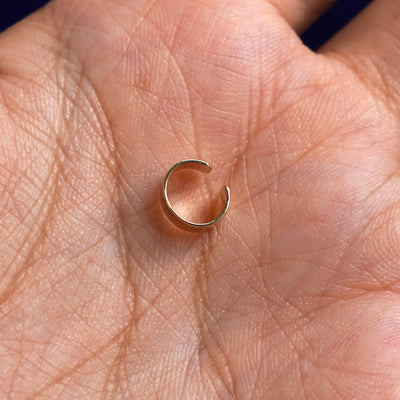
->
[301, 0, 374, 50]
[0, 0, 50, 32]
[0, 0, 373, 50]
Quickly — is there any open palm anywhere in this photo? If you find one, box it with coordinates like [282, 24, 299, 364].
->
[1, 0, 399, 398]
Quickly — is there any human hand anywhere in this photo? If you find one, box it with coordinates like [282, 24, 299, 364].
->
[1, 0, 399, 398]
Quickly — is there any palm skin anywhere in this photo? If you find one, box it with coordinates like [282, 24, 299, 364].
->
[1, 0, 400, 398]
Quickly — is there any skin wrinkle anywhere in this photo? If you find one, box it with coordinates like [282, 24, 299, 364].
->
[244, 155, 263, 261]
[326, 52, 400, 124]
[251, 286, 331, 343]
[126, 43, 180, 149]
[101, 311, 135, 399]
[196, 256, 237, 398]
[0, 26, 95, 307]
[27, 329, 127, 400]
[256, 315, 304, 394]
[74, 71, 134, 278]
[267, 129, 399, 284]
[0, 163, 24, 222]
[0, 83, 57, 152]
[227, 58, 309, 196]
[330, 199, 400, 288]
[179, 347, 198, 398]
[0, 14, 128, 400]
[104, 202, 135, 400]
[264, 72, 338, 142]
[169, 4, 254, 171]
[0, 163, 58, 306]
[137, 285, 195, 345]
[308, 313, 398, 398]
[114, 206, 205, 396]
[343, 249, 400, 293]
[155, 21, 202, 164]
[194, 242, 225, 399]
[115, 0, 161, 62]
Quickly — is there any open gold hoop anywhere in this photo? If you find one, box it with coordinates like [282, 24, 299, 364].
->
[162, 159, 230, 232]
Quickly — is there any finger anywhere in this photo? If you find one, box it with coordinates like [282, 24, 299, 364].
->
[321, 0, 400, 101]
[268, 0, 336, 33]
